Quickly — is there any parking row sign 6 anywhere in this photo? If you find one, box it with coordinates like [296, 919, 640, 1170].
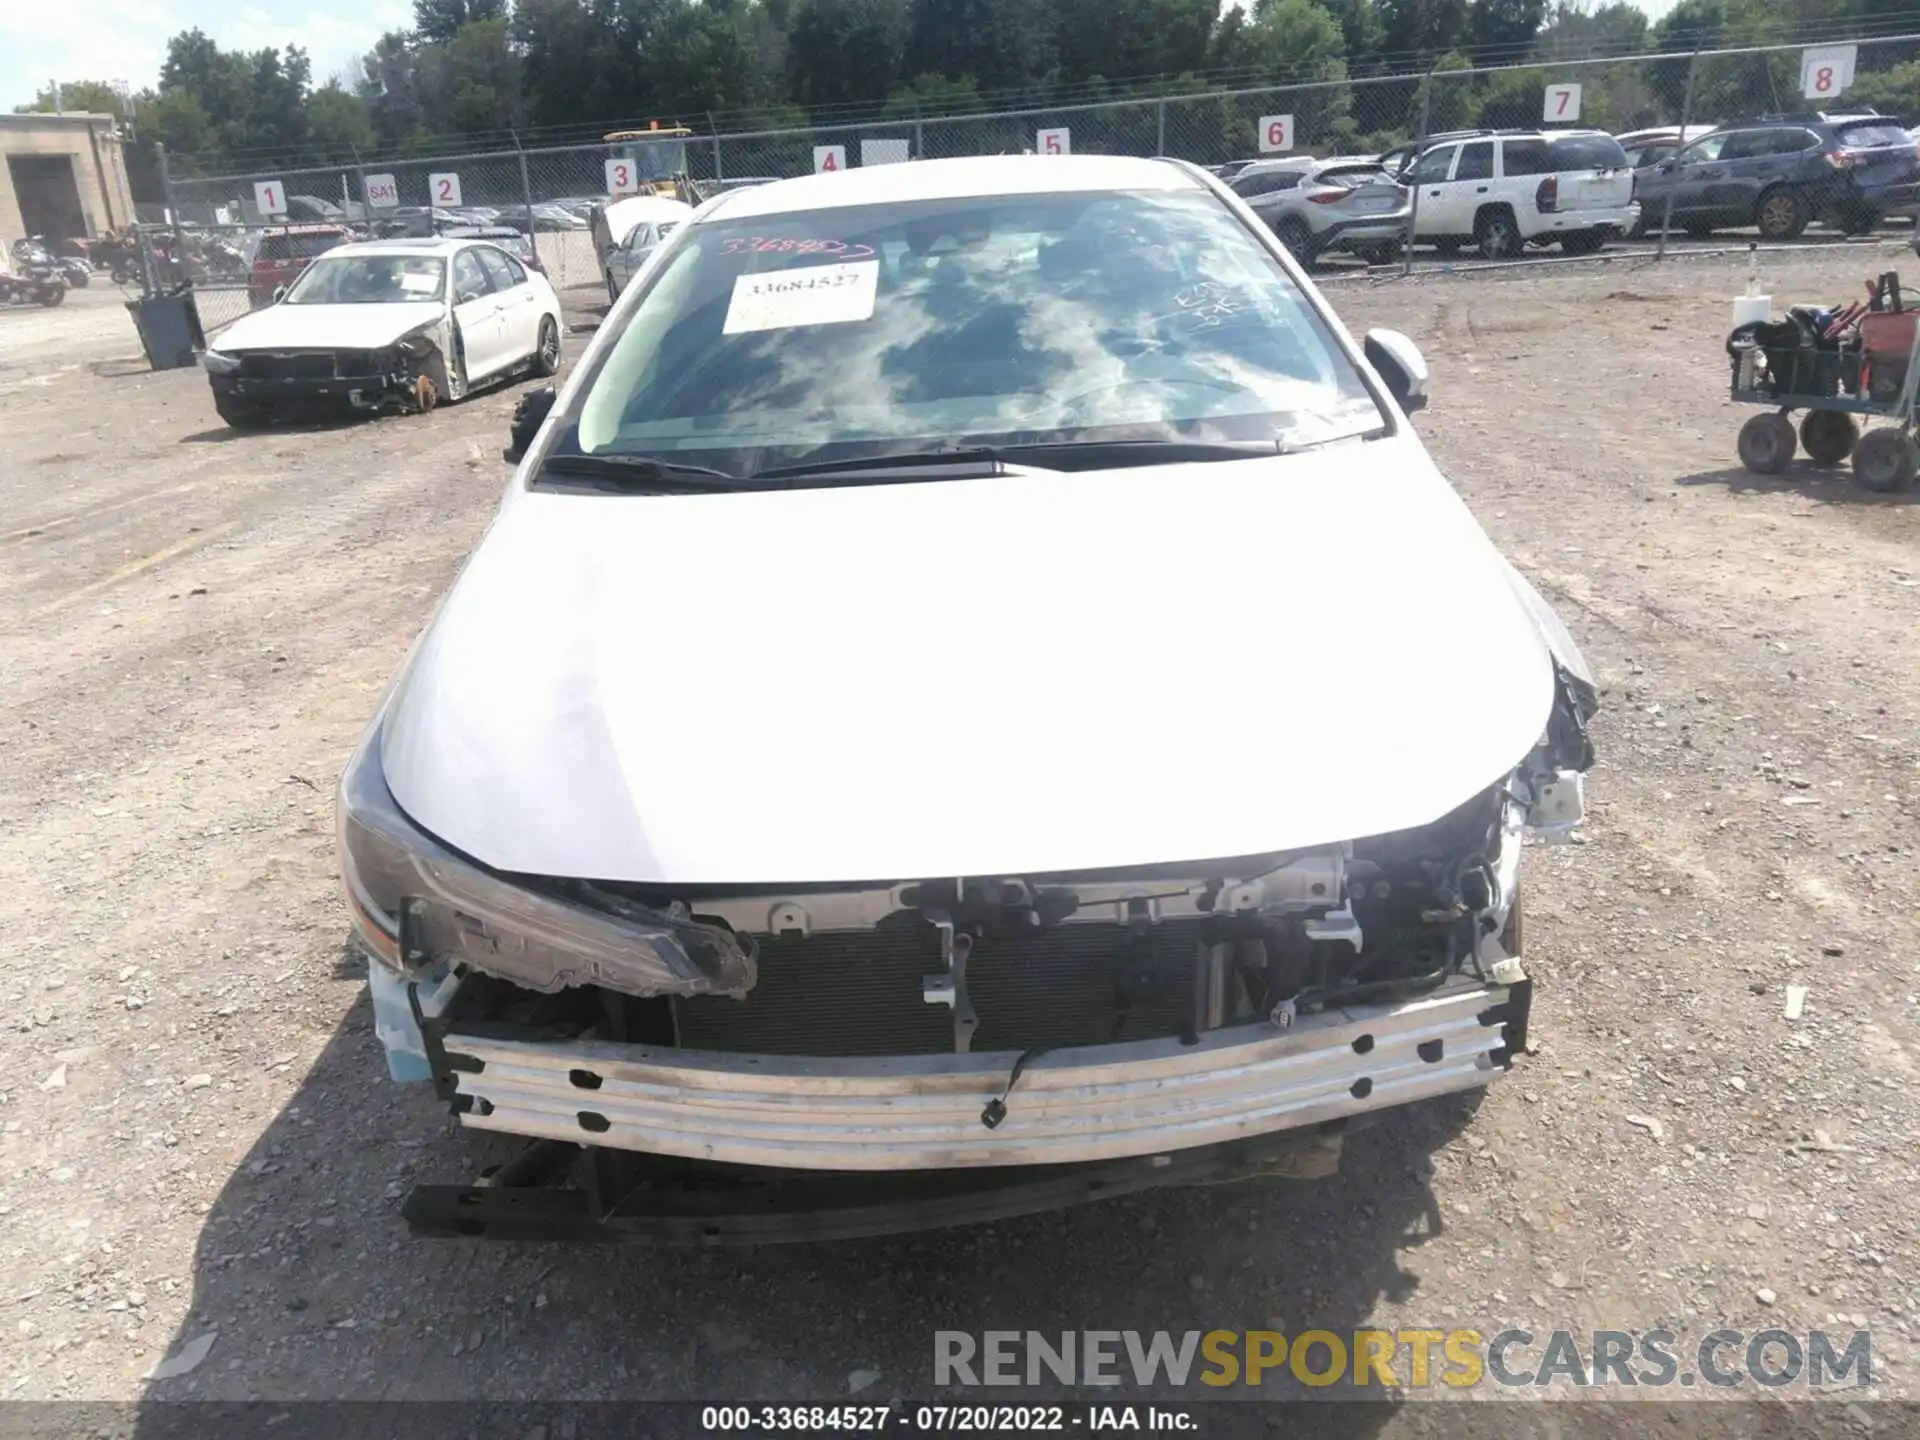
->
[1257, 115, 1293, 153]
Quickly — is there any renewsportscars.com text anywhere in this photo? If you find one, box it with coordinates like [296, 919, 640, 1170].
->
[934, 1329, 1873, 1390]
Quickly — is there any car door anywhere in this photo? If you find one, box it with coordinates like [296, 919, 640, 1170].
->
[1426, 139, 1492, 234]
[1657, 132, 1730, 220]
[450, 246, 506, 380]
[1409, 143, 1461, 236]
[1706, 129, 1777, 217]
[475, 246, 538, 361]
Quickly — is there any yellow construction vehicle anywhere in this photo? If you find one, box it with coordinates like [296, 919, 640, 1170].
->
[602, 122, 702, 206]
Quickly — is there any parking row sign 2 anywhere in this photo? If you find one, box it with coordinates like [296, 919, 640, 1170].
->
[429, 172, 462, 206]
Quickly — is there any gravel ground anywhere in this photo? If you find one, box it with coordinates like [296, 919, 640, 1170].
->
[2, 247, 1918, 1423]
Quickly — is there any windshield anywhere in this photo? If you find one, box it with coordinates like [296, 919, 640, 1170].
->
[559, 189, 1383, 480]
[285, 254, 445, 305]
[1544, 135, 1630, 170]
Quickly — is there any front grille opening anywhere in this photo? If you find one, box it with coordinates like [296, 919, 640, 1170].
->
[672, 921, 1208, 1057]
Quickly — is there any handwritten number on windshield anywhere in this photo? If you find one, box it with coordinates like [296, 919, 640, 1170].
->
[720, 237, 878, 260]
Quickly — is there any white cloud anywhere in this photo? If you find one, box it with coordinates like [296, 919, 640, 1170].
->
[0, 0, 411, 108]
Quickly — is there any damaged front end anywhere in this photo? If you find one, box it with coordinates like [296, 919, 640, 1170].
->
[206, 318, 461, 417]
[339, 664, 1593, 1238]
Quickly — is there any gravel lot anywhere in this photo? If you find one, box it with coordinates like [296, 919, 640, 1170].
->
[3, 248, 1919, 1422]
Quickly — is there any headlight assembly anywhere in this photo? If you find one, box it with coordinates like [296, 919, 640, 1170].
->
[200, 349, 242, 374]
[395, 321, 439, 358]
[335, 725, 755, 998]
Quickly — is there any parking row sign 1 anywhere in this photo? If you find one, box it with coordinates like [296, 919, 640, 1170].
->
[253, 180, 286, 216]
[1257, 115, 1293, 153]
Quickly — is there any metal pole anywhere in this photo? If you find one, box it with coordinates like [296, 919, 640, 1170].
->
[914, 108, 925, 160]
[513, 130, 536, 260]
[350, 147, 369, 232]
[1656, 44, 1702, 264]
[154, 141, 182, 294]
[1156, 98, 1167, 157]
[714, 135, 724, 182]
[1401, 67, 1435, 278]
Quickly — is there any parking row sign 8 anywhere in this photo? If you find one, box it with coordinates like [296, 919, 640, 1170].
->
[1257, 115, 1293, 153]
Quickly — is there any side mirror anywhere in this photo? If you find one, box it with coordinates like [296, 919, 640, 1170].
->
[1364, 329, 1428, 414]
[271, 284, 287, 303]
[507, 384, 558, 460]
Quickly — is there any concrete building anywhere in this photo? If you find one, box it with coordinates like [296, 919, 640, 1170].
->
[0, 113, 136, 243]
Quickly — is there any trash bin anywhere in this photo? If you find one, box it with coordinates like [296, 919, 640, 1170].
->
[125, 287, 207, 371]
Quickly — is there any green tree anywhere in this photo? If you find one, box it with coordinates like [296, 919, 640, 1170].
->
[1466, 0, 1545, 65]
[904, 0, 1057, 92]
[786, 0, 909, 112]
[306, 81, 375, 160]
[14, 80, 129, 120]
[413, 0, 508, 46]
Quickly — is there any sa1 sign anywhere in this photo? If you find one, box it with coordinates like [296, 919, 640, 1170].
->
[1257, 115, 1294, 153]
[1802, 44, 1857, 100]
[1544, 83, 1581, 122]
[252, 180, 287, 217]
[428, 172, 463, 207]
[364, 173, 400, 209]
[813, 145, 847, 173]
[605, 157, 641, 195]
[1036, 127, 1070, 156]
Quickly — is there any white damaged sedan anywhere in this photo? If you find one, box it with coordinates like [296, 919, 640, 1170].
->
[338, 155, 1597, 1241]
[202, 236, 563, 428]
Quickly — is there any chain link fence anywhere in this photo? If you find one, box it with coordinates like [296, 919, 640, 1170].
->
[141, 30, 1920, 327]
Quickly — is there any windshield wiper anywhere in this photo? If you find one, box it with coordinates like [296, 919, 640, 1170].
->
[750, 438, 1295, 485]
[535, 453, 743, 491]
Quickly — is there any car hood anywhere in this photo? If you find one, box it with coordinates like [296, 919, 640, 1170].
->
[380, 436, 1559, 885]
[213, 301, 445, 352]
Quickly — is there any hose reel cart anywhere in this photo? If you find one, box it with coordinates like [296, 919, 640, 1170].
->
[1729, 272, 1920, 493]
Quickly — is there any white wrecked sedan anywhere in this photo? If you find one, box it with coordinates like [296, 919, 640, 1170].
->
[337, 155, 1596, 1242]
[202, 237, 563, 428]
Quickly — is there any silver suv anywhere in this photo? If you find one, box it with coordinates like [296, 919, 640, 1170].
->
[1229, 156, 1412, 265]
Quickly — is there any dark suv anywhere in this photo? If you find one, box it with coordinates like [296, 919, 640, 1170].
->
[1632, 113, 1920, 239]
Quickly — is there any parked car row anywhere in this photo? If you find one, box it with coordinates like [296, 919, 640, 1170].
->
[1222, 108, 1920, 263]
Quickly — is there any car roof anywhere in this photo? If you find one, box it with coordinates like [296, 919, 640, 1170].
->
[307, 237, 474, 258]
[702, 154, 1202, 220]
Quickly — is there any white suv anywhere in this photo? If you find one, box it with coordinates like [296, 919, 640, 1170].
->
[1405, 130, 1639, 258]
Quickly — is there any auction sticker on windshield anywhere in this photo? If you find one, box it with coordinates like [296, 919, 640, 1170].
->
[722, 259, 880, 334]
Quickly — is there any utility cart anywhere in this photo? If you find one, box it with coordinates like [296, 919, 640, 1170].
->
[1729, 274, 1920, 493]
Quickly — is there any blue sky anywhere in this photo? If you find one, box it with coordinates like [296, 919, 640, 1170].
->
[2, 0, 1681, 115]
